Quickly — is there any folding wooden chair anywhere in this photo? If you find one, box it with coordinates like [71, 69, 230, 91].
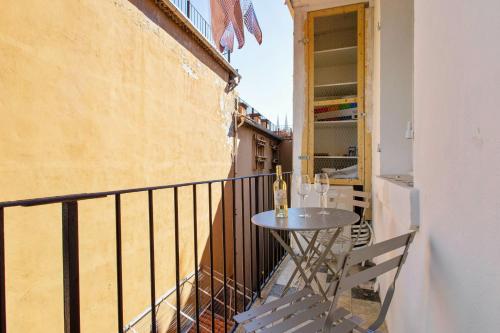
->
[234, 231, 416, 333]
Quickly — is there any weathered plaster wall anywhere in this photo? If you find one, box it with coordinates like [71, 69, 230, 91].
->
[0, 0, 236, 331]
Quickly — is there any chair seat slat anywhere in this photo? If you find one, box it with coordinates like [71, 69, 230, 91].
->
[341, 255, 403, 291]
[293, 307, 352, 333]
[351, 190, 371, 198]
[244, 295, 324, 331]
[291, 318, 324, 333]
[349, 232, 413, 265]
[233, 288, 314, 323]
[260, 302, 330, 333]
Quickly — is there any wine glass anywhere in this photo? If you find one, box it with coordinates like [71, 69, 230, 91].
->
[295, 174, 311, 217]
[314, 173, 330, 215]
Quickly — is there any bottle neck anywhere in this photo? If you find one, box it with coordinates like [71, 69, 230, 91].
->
[276, 166, 283, 180]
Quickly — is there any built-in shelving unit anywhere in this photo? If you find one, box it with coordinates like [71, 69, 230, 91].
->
[307, 4, 365, 184]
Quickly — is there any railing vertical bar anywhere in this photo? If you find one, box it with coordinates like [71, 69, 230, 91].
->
[192, 185, 200, 333]
[266, 176, 270, 278]
[240, 178, 246, 310]
[279, 177, 283, 261]
[208, 183, 215, 332]
[114, 195, 124, 333]
[278, 229, 282, 261]
[248, 178, 254, 300]
[254, 177, 261, 297]
[273, 175, 277, 271]
[148, 191, 157, 333]
[62, 201, 80, 333]
[174, 187, 181, 333]
[275, 174, 279, 268]
[264, 176, 269, 280]
[268, 175, 273, 275]
[0, 207, 6, 333]
[221, 181, 228, 333]
[270, 175, 273, 274]
[286, 173, 291, 249]
[231, 180, 238, 314]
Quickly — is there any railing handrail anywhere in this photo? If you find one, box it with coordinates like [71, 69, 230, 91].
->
[0, 172, 291, 208]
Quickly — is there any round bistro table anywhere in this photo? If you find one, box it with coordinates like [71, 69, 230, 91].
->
[252, 207, 360, 298]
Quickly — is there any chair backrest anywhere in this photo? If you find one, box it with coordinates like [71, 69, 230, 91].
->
[334, 190, 371, 220]
[324, 231, 417, 331]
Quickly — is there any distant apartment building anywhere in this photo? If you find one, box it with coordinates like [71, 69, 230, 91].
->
[235, 98, 293, 176]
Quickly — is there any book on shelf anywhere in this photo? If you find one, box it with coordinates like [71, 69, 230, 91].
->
[314, 107, 357, 121]
[314, 102, 357, 112]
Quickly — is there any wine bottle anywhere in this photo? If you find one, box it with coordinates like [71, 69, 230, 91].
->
[273, 165, 288, 218]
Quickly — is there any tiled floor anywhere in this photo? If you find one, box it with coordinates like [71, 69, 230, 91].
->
[236, 255, 388, 333]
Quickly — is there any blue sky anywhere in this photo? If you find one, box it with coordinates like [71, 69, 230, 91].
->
[189, 0, 294, 125]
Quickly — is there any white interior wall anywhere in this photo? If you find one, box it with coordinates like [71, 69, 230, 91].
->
[293, 1, 500, 333]
[377, 1, 500, 332]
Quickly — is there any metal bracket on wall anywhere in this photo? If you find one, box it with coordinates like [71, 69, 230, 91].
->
[299, 38, 309, 45]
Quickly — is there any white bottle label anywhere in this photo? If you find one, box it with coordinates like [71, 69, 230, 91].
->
[275, 189, 287, 206]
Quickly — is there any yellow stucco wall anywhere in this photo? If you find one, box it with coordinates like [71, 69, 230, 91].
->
[0, 0, 236, 331]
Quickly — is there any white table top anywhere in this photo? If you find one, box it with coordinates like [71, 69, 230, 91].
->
[251, 208, 360, 231]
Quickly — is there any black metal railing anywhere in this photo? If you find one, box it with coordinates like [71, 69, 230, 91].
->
[168, 0, 231, 61]
[0, 172, 291, 333]
[170, 0, 213, 44]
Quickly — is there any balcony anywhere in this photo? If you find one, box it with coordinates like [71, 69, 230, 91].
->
[2, 0, 499, 332]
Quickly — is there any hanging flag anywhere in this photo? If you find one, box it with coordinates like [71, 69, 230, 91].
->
[210, 0, 245, 52]
[241, 0, 263, 45]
